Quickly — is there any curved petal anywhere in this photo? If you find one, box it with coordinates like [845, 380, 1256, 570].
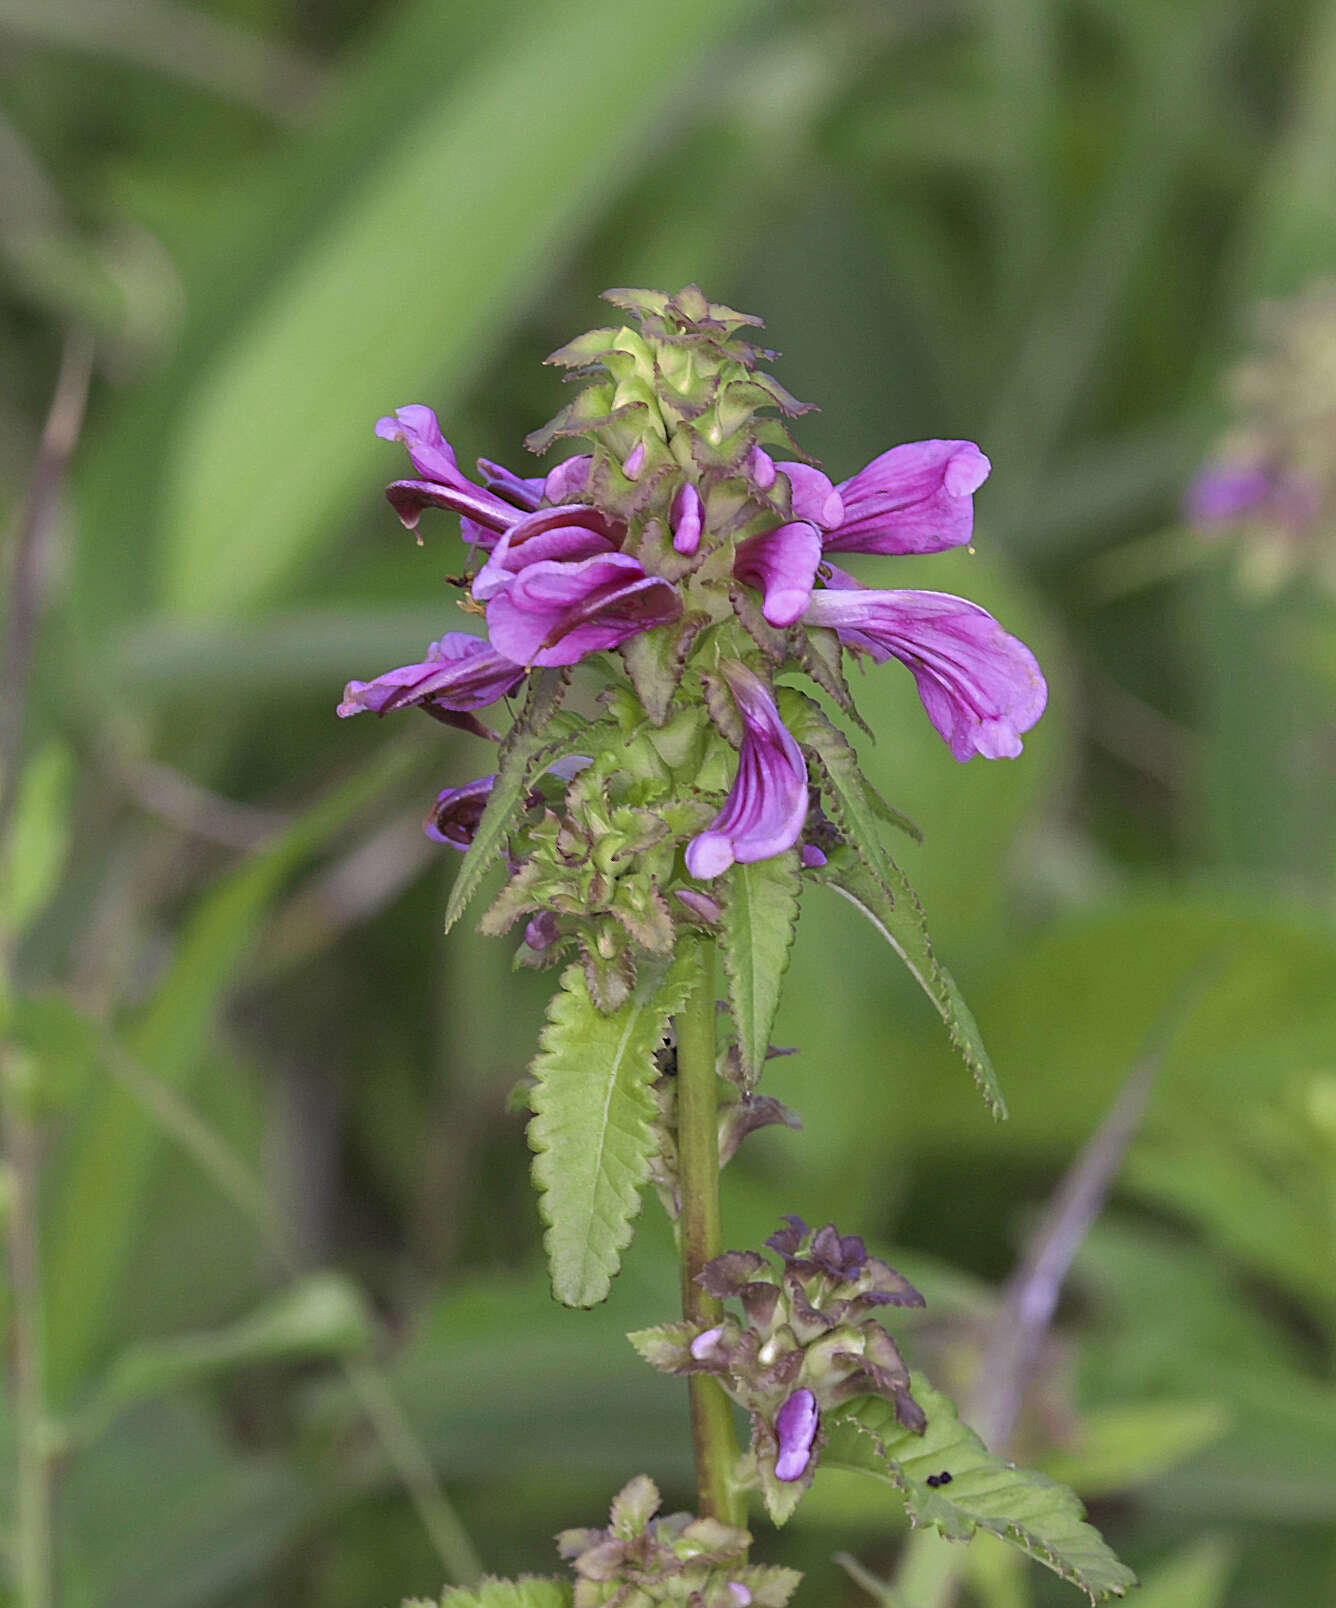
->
[781, 463, 844, 530]
[685, 663, 809, 877]
[385, 478, 522, 540]
[733, 521, 823, 626]
[472, 505, 622, 600]
[485, 552, 682, 667]
[375, 405, 462, 483]
[828, 439, 990, 555]
[803, 588, 1046, 760]
[338, 632, 524, 717]
[774, 1389, 820, 1482]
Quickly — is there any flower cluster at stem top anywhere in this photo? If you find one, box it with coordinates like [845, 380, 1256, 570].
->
[338, 287, 1046, 994]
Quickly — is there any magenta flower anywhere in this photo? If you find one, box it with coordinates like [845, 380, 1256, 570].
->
[686, 664, 809, 879]
[484, 551, 682, 668]
[337, 632, 524, 719]
[733, 521, 824, 627]
[824, 439, 991, 555]
[774, 1388, 819, 1482]
[804, 586, 1046, 760]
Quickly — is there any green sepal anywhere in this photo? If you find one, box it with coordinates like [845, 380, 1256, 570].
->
[824, 1381, 1138, 1603]
[728, 583, 789, 664]
[719, 851, 802, 1088]
[626, 1320, 697, 1373]
[619, 612, 711, 725]
[443, 670, 574, 934]
[529, 954, 694, 1307]
[429, 1578, 574, 1608]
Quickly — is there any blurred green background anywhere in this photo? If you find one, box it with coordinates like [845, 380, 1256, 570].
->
[3, 1, 1336, 1604]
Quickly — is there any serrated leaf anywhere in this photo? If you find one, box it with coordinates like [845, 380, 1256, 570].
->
[779, 691, 1004, 1117]
[720, 851, 801, 1087]
[818, 858, 1006, 1120]
[529, 956, 692, 1307]
[823, 1380, 1137, 1603]
[436, 1576, 574, 1608]
[444, 669, 572, 933]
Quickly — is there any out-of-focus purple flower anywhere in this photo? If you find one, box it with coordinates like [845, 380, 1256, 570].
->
[781, 463, 844, 530]
[424, 776, 495, 848]
[825, 439, 990, 555]
[671, 481, 704, 555]
[686, 664, 809, 878]
[485, 551, 683, 667]
[727, 1584, 753, 1607]
[774, 1388, 819, 1482]
[733, 521, 824, 626]
[337, 632, 525, 718]
[1185, 464, 1271, 525]
[804, 587, 1046, 761]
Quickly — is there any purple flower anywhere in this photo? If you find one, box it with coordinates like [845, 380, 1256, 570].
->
[733, 521, 824, 626]
[485, 551, 683, 667]
[671, 481, 703, 555]
[378, 405, 538, 548]
[472, 506, 622, 601]
[1185, 464, 1272, 525]
[803, 586, 1046, 760]
[781, 463, 844, 530]
[686, 664, 809, 878]
[337, 632, 525, 718]
[825, 439, 990, 555]
[774, 1388, 819, 1482]
[424, 775, 495, 848]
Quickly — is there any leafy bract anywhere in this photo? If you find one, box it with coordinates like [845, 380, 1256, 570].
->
[426, 1577, 573, 1608]
[823, 1379, 1137, 1603]
[444, 669, 576, 934]
[779, 689, 1005, 1118]
[528, 956, 692, 1307]
[720, 850, 801, 1087]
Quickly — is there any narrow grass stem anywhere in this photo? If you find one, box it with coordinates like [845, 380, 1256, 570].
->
[674, 938, 743, 1526]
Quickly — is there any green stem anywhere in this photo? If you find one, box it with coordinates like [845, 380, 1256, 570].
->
[3, 1053, 56, 1608]
[675, 938, 743, 1526]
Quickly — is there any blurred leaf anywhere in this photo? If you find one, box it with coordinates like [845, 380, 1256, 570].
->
[0, 738, 73, 936]
[76, 1273, 373, 1445]
[1039, 1401, 1231, 1499]
[44, 740, 422, 1405]
[824, 1381, 1137, 1601]
[59, 1397, 313, 1608]
[1130, 1537, 1234, 1608]
[158, 0, 762, 617]
[720, 849, 801, 1087]
[433, 1581, 573, 1608]
[529, 958, 689, 1308]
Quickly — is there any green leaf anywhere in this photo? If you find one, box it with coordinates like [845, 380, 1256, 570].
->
[528, 956, 692, 1307]
[823, 1380, 1137, 1603]
[158, 0, 760, 617]
[444, 669, 573, 934]
[778, 689, 1005, 1116]
[0, 738, 74, 937]
[431, 1578, 573, 1608]
[720, 850, 801, 1087]
[43, 740, 423, 1405]
[76, 1273, 374, 1445]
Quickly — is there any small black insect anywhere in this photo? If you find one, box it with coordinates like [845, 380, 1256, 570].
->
[925, 1471, 953, 1488]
